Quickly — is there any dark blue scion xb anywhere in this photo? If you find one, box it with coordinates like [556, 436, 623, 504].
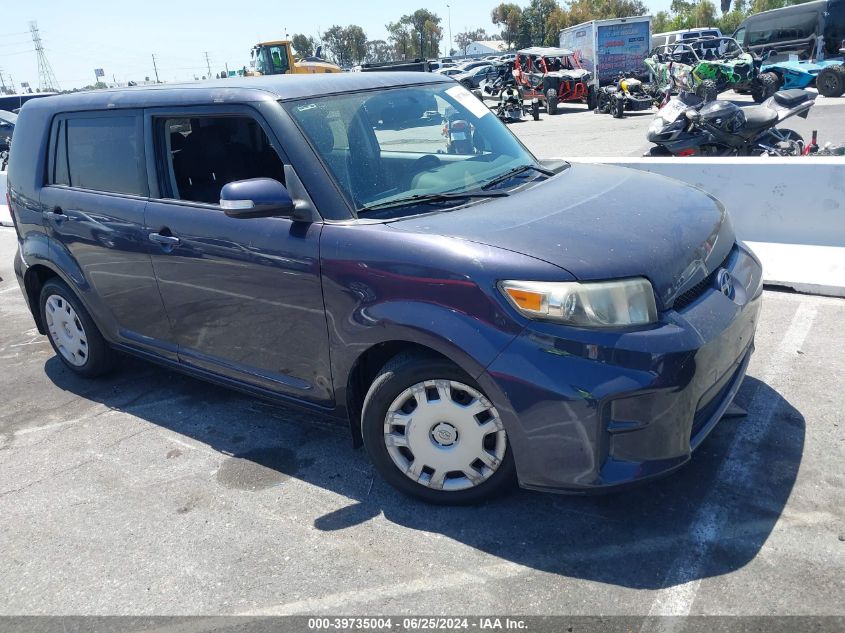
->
[7, 73, 762, 503]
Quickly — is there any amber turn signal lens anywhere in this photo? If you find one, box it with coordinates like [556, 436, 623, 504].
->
[504, 288, 543, 312]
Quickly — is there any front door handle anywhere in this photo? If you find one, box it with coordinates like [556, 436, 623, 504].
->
[148, 232, 181, 247]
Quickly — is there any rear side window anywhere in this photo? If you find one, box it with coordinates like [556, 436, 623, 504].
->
[49, 114, 146, 196]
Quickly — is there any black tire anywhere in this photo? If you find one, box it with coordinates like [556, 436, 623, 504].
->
[586, 87, 598, 110]
[696, 79, 718, 103]
[546, 88, 559, 115]
[597, 90, 610, 113]
[361, 354, 516, 505]
[751, 72, 780, 102]
[613, 97, 625, 118]
[39, 278, 115, 378]
[645, 145, 673, 157]
[816, 65, 845, 98]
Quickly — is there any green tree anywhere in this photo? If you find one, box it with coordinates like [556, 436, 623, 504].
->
[365, 39, 393, 63]
[406, 9, 442, 59]
[652, 10, 672, 32]
[322, 25, 349, 66]
[522, 0, 559, 46]
[386, 19, 415, 59]
[491, 3, 523, 48]
[516, 13, 534, 47]
[347, 25, 368, 64]
[291, 34, 316, 58]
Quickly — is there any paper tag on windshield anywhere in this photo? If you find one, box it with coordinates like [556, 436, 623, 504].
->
[445, 85, 492, 120]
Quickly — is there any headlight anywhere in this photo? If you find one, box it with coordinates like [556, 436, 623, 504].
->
[499, 278, 658, 328]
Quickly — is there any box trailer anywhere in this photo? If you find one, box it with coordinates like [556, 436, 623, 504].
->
[560, 16, 652, 89]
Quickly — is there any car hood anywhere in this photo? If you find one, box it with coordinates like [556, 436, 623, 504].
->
[386, 163, 735, 308]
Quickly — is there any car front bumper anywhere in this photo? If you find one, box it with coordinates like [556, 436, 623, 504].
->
[479, 242, 763, 492]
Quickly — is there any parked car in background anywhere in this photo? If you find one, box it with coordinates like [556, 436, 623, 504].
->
[733, 0, 845, 62]
[434, 67, 463, 77]
[651, 27, 723, 52]
[456, 64, 497, 88]
[457, 60, 492, 72]
[8, 73, 762, 504]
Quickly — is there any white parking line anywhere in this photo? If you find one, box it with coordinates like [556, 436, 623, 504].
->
[644, 302, 818, 626]
[238, 560, 527, 615]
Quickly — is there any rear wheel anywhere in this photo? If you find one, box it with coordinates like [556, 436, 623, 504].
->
[546, 88, 559, 115]
[754, 128, 804, 155]
[361, 354, 515, 504]
[816, 65, 845, 97]
[39, 278, 115, 378]
[751, 72, 780, 102]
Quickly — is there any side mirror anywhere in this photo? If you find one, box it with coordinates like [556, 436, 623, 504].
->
[220, 178, 295, 219]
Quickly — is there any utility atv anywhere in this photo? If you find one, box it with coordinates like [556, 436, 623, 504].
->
[595, 72, 660, 118]
[513, 47, 593, 114]
[645, 37, 772, 103]
[758, 53, 845, 98]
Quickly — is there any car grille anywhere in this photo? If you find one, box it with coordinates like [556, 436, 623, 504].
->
[672, 247, 735, 311]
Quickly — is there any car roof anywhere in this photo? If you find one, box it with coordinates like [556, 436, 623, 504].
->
[517, 46, 575, 57]
[18, 73, 450, 114]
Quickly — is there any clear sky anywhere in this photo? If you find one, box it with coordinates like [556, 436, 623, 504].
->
[2, 0, 673, 90]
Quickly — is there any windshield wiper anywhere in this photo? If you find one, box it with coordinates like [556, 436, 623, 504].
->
[357, 190, 509, 214]
[481, 164, 556, 190]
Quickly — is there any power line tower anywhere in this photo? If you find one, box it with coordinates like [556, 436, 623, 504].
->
[29, 21, 61, 93]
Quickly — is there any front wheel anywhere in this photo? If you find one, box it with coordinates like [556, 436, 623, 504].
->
[816, 65, 845, 97]
[39, 278, 115, 378]
[696, 79, 718, 103]
[613, 97, 625, 118]
[752, 72, 780, 102]
[361, 354, 515, 504]
[546, 88, 559, 115]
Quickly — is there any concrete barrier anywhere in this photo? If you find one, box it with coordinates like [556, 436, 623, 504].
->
[0, 170, 10, 226]
[572, 156, 845, 297]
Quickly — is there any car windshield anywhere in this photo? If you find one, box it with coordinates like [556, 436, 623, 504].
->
[285, 83, 543, 217]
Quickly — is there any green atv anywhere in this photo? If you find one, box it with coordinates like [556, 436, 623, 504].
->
[645, 37, 774, 103]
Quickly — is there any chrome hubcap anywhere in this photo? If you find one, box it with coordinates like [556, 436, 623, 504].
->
[45, 294, 88, 367]
[383, 379, 506, 491]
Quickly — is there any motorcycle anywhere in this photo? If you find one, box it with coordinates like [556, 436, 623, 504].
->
[645, 88, 815, 156]
[495, 87, 540, 123]
[480, 61, 517, 99]
[595, 73, 656, 118]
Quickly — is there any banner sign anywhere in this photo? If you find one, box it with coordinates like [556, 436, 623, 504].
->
[595, 21, 650, 83]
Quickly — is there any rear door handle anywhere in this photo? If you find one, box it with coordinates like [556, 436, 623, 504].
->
[148, 233, 181, 247]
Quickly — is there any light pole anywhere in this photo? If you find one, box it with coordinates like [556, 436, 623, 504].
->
[446, 3, 452, 57]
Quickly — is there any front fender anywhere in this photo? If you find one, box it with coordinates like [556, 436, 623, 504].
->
[319, 223, 572, 416]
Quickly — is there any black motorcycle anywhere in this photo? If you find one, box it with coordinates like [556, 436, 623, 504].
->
[646, 89, 815, 157]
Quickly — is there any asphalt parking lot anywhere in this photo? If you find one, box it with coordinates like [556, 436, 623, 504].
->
[504, 90, 845, 157]
[1, 213, 844, 620]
